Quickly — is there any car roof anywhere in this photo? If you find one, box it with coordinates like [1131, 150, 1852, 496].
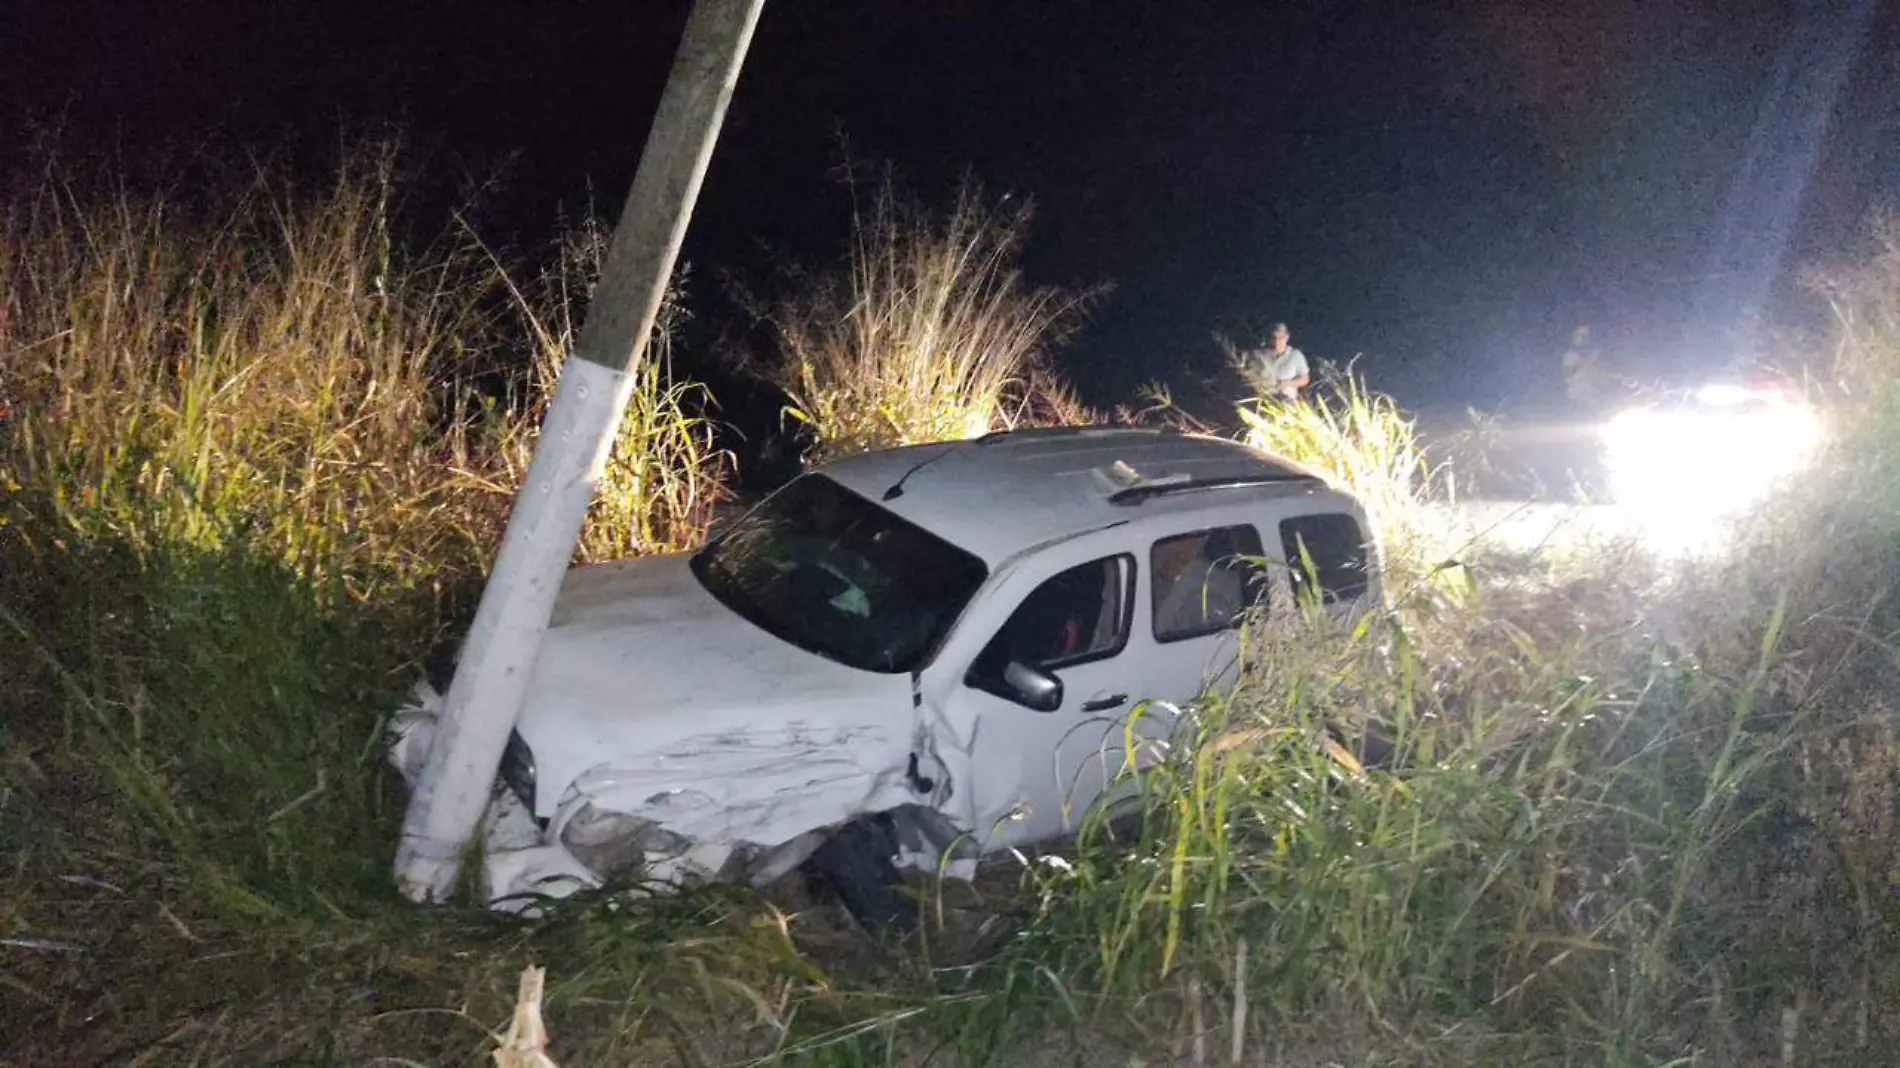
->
[816, 426, 1362, 566]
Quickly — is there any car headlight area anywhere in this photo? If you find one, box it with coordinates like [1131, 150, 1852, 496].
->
[556, 801, 692, 880]
[475, 788, 696, 912]
[498, 728, 539, 822]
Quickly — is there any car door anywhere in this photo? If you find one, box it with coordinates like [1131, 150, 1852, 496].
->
[944, 552, 1146, 851]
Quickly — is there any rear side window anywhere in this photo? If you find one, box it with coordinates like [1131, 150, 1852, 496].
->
[1150, 525, 1270, 642]
[1279, 513, 1371, 603]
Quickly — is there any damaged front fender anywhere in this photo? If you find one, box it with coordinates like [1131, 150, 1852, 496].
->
[385, 679, 962, 914]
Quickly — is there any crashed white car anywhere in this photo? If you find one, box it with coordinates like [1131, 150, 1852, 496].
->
[389, 426, 1381, 920]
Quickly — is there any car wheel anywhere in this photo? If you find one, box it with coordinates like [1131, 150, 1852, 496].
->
[801, 814, 912, 931]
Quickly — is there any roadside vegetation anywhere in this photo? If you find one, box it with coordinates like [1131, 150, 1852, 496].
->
[0, 147, 744, 1064]
[747, 172, 1101, 462]
[502, 212, 730, 559]
[1234, 365, 1444, 583]
[4, 143, 1900, 1067]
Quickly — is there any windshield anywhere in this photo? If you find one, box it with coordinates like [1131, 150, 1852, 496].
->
[690, 474, 988, 674]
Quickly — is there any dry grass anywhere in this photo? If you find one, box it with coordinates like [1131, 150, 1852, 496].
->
[0, 147, 506, 597]
[497, 212, 730, 561]
[1232, 364, 1442, 580]
[1807, 206, 1900, 396]
[0, 147, 725, 596]
[752, 174, 1102, 461]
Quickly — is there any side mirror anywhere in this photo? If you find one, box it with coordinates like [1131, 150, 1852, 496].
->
[1002, 660, 1063, 712]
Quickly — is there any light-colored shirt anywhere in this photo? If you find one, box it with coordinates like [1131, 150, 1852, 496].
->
[1249, 345, 1309, 396]
[1562, 347, 1602, 402]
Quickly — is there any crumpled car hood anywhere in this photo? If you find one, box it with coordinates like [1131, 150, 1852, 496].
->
[512, 552, 915, 832]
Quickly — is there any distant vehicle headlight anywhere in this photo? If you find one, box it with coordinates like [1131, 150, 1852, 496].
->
[1598, 394, 1822, 554]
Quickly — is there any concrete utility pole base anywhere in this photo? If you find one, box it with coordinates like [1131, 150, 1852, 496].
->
[392, 841, 466, 906]
[392, 0, 766, 904]
[395, 357, 635, 902]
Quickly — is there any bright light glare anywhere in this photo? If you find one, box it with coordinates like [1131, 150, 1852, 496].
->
[1598, 398, 1823, 555]
[1693, 382, 1763, 407]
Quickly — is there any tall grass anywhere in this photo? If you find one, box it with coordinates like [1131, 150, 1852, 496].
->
[1235, 363, 1443, 579]
[497, 212, 730, 561]
[753, 175, 1100, 461]
[0, 150, 506, 596]
[0, 149, 726, 597]
[1808, 206, 1900, 396]
[948, 459, 1900, 1065]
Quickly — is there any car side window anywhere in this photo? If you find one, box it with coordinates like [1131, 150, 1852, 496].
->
[1278, 513, 1371, 603]
[1150, 525, 1270, 643]
[978, 556, 1135, 673]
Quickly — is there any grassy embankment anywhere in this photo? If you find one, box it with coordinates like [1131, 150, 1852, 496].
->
[5, 148, 1900, 1066]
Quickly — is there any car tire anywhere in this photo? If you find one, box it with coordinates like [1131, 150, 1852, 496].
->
[801, 814, 912, 932]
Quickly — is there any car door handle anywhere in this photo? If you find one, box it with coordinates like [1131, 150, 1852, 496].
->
[1081, 693, 1128, 712]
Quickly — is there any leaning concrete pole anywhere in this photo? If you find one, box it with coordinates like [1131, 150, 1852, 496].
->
[394, 0, 767, 903]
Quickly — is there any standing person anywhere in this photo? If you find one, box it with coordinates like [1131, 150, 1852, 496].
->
[1243, 321, 1311, 400]
[1561, 324, 1604, 407]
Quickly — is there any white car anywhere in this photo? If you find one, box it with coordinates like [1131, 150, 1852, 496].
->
[389, 426, 1382, 921]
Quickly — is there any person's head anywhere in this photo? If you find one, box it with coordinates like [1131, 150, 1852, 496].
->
[1571, 324, 1591, 347]
[1269, 322, 1290, 352]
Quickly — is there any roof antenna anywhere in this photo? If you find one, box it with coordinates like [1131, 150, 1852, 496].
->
[882, 443, 957, 501]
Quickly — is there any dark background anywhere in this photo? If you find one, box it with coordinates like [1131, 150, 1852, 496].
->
[4, 0, 1897, 419]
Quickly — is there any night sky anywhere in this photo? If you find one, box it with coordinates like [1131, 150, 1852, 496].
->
[5, 0, 1897, 417]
